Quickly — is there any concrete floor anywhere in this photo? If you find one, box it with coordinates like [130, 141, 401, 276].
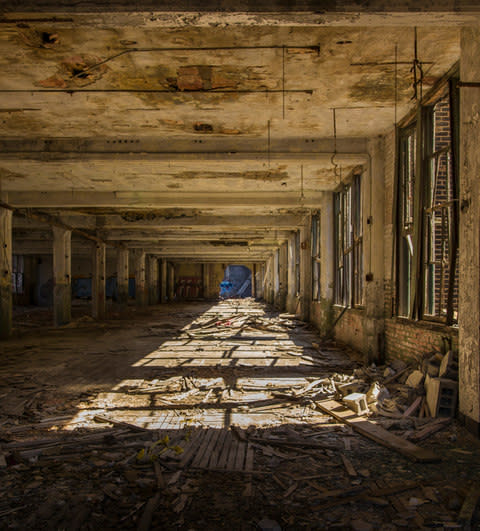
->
[1, 300, 479, 529]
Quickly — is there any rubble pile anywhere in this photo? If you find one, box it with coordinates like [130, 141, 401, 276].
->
[0, 300, 478, 530]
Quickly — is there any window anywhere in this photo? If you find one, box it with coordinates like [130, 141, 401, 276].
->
[12, 255, 24, 295]
[311, 214, 321, 301]
[396, 81, 459, 324]
[423, 94, 459, 321]
[334, 173, 363, 307]
[397, 126, 416, 316]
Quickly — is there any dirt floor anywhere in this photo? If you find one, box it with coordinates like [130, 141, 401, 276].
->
[1, 299, 480, 530]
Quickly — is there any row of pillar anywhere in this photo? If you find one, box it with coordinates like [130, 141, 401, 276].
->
[0, 213, 175, 338]
[262, 218, 311, 319]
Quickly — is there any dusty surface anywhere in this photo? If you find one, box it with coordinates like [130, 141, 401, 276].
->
[1, 299, 479, 530]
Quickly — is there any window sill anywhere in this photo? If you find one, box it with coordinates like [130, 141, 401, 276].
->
[391, 316, 458, 333]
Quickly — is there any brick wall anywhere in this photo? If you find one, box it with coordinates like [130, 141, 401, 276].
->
[385, 318, 458, 364]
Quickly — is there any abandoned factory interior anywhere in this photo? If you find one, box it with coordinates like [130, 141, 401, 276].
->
[2, 1, 480, 529]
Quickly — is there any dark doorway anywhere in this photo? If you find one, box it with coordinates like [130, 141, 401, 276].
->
[220, 265, 252, 299]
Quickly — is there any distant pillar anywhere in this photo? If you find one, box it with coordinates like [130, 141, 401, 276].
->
[168, 263, 175, 301]
[252, 264, 257, 298]
[286, 233, 296, 314]
[202, 263, 209, 298]
[148, 255, 159, 305]
[299, 216, 312, 321]
[160, 258, 167, 303]
[92, 242, 106, 320]
[116, 248, 129, 306]
[134, 250, 147, 306]
[278, 242, 288, 310]
[52, 227, 71, 327]
[0, 207, 12, 339]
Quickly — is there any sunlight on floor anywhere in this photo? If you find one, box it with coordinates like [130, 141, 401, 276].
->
[64, 300, 330, 431]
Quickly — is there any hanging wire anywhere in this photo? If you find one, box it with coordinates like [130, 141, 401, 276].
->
[394, 43, 398, 125]
[410, 27, 424, 101]
[300, 164, 305, 201]
[331, 108, 340, 184]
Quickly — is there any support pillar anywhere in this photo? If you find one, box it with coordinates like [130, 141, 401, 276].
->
[286, 232, 297, 314]
[52, 227, 71, 327]
[299, 216, 312, 321]
[278, 242, 288, 310]
[0, 207, 12, 339]
[160, 258, 167, 303]
[459, 26, 480, 436]
[168, 263, 175, 301]
[257, 263, 265, 299]
[202, 263, 209, 298]
[134, 250, 146, 306]
[273, 250, 280, 307]
[148, 255, 159, 305]
[92, 242, 106, 320]
[252, 264, 257, 298]
[116, 248, 129, 307]
[318, 193, 335, 335]
[364, 138, 386, 364]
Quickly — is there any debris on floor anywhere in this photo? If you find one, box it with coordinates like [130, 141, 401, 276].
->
[0, 299, 479, 529]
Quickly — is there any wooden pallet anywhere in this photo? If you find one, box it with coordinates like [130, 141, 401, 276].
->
[172, 428, 254, 472]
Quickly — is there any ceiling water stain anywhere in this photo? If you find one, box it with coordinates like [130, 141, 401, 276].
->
[37, 54, 108, 88]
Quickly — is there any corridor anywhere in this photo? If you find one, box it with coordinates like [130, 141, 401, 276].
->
[1, 300, 479, 529]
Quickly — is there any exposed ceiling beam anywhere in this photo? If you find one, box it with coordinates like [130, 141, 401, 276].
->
[7, 191, 324, 209]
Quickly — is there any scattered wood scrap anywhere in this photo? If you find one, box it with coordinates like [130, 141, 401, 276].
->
[316, 399, 440, 462]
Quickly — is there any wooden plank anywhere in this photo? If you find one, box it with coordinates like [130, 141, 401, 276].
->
[458, 483, 480, 529]
[226, 437, 240, 471]
[341, 453, 357, 477]
[402, 396, 423, 417]
[316, 399, 440, 462]
[191, 429, 216, 468]
[217, 432, 233, 469]
[178, 428, 204, 468]
[235, 441, 247, 471]
[197, 429, 222, 469]
[208, 428, 228, 469]
[137, 492, 161, 531]
[245, 443, 255, 472]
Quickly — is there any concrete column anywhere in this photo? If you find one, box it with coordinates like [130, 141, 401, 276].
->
[160, 258, 167, 303]
[202, 263, 209, 298]
[459, 26, 480, 435]
[320, 194, 334, 301]
[257, 263, 265, 299]
[286, 233, 297, 314]
[168, 263, 175, 301]
[116, 248, 129, 306]
[134, 250, 146, 306]
[52, 227, 71, 327]
[316, 193, 336, 336]
[148, 255, 159, 305]
[92, 242, 106, 320]
[278, 242, 288, 310]
[273, 250, 280, 307]
[299, 216, 312, 321]
[364, 138, 386, 363]
[0, 207, 12, 339]
[252, 264, 257, 298]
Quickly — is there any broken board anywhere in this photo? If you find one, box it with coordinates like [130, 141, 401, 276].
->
[316, 399, 440, 463]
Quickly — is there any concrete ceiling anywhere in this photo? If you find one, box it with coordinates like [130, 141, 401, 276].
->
[0, 4, 467, 262]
